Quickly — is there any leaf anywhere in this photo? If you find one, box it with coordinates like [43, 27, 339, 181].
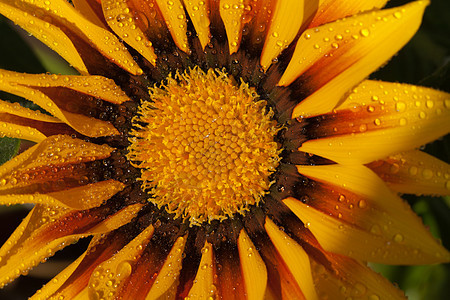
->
[0, 137, 20, 165]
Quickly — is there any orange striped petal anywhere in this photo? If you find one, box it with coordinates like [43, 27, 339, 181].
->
[260, 0, 306, 70]
[73, 0, 107, 28]
[285, 164, 450, 264]
[187, 241, 216, 299]
[279, 1, 428, 118]
[308, 0, 388, 28]
[0, 99, 76, 142]
[182, 0, 211, 49]
[0, 0, 143, 75]
[311, 255, 406, 300]
[238, 229, 267, 300]
[0, 203, 142, 287]
[0, 70, 127, 137]
[239, 0, 277, 55]
[101, 0, 158, 65]
[88, 225, 155, 299]
[0, 135, 113, 195]
[299, 81, 450, 164]
[265, 217, 318, 300]
[215, 241, 246, 299]
[32, 230, 134, 299]
[0, 180, 125, 210]
[367, 150, 450, 196]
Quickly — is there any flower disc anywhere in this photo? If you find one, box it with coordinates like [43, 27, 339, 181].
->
[127, 67, 280, 225]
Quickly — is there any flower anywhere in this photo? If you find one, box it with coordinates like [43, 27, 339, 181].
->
[0, 0, 449, 299]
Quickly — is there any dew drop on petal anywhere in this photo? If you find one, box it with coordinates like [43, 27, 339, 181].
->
[409, 166, 418, 176]
[360, 28, 370, 37]
[393, 233, 404, 243]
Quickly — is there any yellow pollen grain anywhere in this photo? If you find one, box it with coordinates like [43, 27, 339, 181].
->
[127, 67, 280, 225]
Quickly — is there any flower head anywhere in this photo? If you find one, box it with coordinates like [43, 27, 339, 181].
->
[0, 0, 449, 299]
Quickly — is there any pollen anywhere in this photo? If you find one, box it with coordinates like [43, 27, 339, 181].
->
[127, 67, 281, 225]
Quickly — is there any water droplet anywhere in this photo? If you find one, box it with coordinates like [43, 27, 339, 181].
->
[395, 102, 406, 112]
[399, 118, 407, 126]
[419, 111, 426, 119]
[393, 11, 402, 19]
[444, 99, 450, 108]
[358, 200, 367, 208]
[370, 225, 381, 234]
[393, 233, 404, 243]
[360, 29, 370, 37]
[369, 295, 380, 300]
[409, 166, 418, 176]
[390, 163, 400, 174]
[116, 261, 132, 279]
[352, 282, 367, 296]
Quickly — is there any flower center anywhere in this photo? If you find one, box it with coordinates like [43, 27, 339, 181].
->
[127, 67, 280, 225]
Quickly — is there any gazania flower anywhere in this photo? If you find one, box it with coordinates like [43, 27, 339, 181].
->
[0, 0, 449, 298]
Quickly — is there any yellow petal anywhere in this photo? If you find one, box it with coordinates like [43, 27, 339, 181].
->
[29, 250, 88, 300]
[0, 100, 60, 123]
[299, 81, 450, 164]
[260, 0, 305, 70]
[0, 203, 142, 287]
[88, 204, 143, 234]
[265, 217, 318, 300]
[0, 1, 87, 74]
[182, 0, 211, 49]
[32, 232, 134, 299]
[220, 0, 245, 54]
[367, 150, 450, 196]
[0, 101, 70, 142]
[101, 0, 157, 65]
[0, 70, 121, 137]
[0, 121, 47, 143]
[1, 72, 131, 104]
[0, 180, 125, 210]
[155, 0, 189, 53]
[187, 241, 216, 299]
[88, 225, 155, 299]
[285, 164, 450, 264]
[0, 135, 114, 195]
[146, 235, 187, 300]
[73, 0, 107, 28]
[0, 0, 143, 75]
[309, 0, 388, 28]
[238, 229, 267, 300]
[311, 255, 406, 300]
[279, 1, 428, 118]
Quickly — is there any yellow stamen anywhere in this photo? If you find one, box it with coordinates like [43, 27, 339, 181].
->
[127, 67, 280, 225]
